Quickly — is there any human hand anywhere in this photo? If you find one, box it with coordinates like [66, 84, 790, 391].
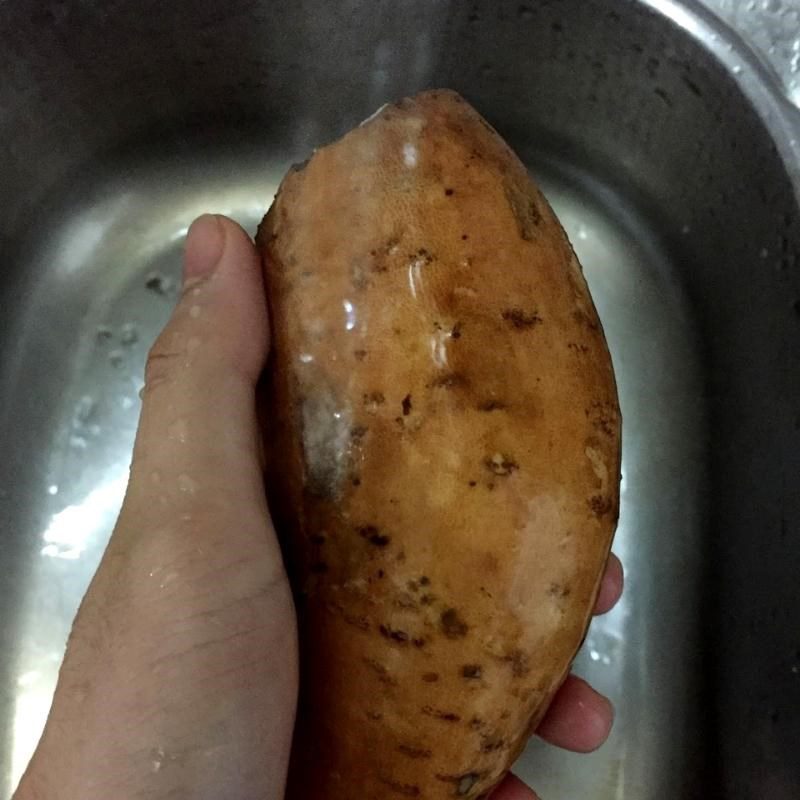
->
[14, 215, 622, 800]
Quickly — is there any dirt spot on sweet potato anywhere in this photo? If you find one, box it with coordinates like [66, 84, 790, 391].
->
[422, 672, 440, 683]
[477, 400, 506, 412]
[589, 494, 614, 518]
[440, 608, 469, 638]
[359, 525, 391, 547]
[402, 394, 413, 415]
[422, 705, 461, 722]
[379, 625, 409, 644]
[461, 664, 482, 679]
[502, 308, 542, 329]
[484, 453, 519, 476]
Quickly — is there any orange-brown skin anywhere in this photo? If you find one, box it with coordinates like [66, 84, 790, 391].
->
[256, 90, 621, 800]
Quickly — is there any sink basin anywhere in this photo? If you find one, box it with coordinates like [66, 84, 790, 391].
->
[1, 1, 798, 797]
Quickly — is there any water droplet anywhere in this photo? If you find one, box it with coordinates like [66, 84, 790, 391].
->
[47, 484, 58, 495]
[108, 349, 125, 368]
[119, 322, 139, 345]
[189, 305, 202, 319]
[120, 396, 135, 410]
[177, 474, 198, 494]
[69, 435, 88, 450]
[732, 64, 742, 75]
[73, 395, 96, 425]
[168, 418, 188, 444]
[299, 353, 314, 363]
[145, 271, 175, 296]
[681, 224, 692, 235]
[343, 299, 356, 331]
[402, 143, 418, 168]
[760, 247, 770, 259]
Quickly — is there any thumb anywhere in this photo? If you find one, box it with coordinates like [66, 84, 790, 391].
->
[121, 214, 272, 547]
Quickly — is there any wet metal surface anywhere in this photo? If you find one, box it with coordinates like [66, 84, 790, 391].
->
[1, 1, 799, 798]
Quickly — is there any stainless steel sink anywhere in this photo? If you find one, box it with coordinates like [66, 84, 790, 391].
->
[1, 1, 799, 798]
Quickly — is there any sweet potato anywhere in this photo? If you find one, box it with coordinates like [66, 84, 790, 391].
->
[256, 89, 621, 800]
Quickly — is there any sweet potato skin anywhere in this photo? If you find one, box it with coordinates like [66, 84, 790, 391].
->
[257, 89, 621, 800]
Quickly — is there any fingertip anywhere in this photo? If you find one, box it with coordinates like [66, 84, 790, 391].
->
[593, 552, 623, 615]
[490, 773, 540, 799]
[536, 675, 614, 753]
[184, 214, 225, 282]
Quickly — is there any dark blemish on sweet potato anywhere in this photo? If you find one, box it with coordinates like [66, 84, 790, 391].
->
[309, 562, 328, 574]
[398, 744, 433, 759]
[500, 709, 511, 719]
[366, 710, 383, 721]
[461, 233, 469, 240]
[359, 525, 391, 547]
[461, 664, 482, 679]
[412, 637, 426, 649]
[451, 322, 462, 339]
[568, 342, 590, 354]
[380, 624, 410, 644]
[431, 372, 470, 389]
[502, 308, 542, 328]
[548, 583, 572, 598]
[440, 608, 469, 639]
[363, 391, 385, 408]
[352, 476, 362, 486]
[468, 480, 477, 488]
[420, 594, 434, 606]
[422, 672, 440, 683]
[363, 657, 398, 686]
[419, 575, 430, 586]
[350, 424, 368, 441]
[480, 735, 507, 753]
[379, 776, 421, 797]
[573, 309, 600, 331]
[445, 188, 455, 196]
[501, 648, 531, 677]
[402, 394, 413, 415]
[407, 580, 419, 592]
[484, 453, 519, 476]
[377, 569, 386, 579]
[586, 401, 618, 437]
[589, 495, 614, 517]
[505, 182, 542, 240]
[477, 400, 506, 412]
[354, 349, 368, 361]
[410, 248, 434, 265]
[422, 705, 461, 722]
